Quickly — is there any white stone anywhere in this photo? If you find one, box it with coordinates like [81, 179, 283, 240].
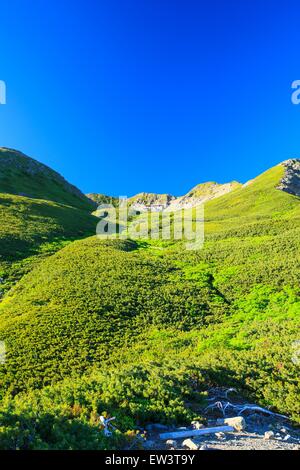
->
[216, 416, 246, 431]
[166, 439, 177, 447]
[264, 431, 275, 440]
[182, 438, 199, 450]
[191, 421, 204, 430]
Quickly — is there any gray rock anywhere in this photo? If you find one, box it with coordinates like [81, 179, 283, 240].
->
[215, 432, 226, 440]
[191, 421, 204, 430]
[166, 439, 177, 448]
[264, 431, 275, 440]
[199, 444, 209, 450]
[182, 438, 199, 450]
[277, 159, 300, 197]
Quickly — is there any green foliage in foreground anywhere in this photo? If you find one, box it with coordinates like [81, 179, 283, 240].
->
[0, 361, 206, 449]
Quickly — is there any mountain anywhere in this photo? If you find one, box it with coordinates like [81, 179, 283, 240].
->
[95, 182, 242, 213]
[129, 192, 175, 206]
[166, 181, 241, 211]
[0, 157, 299, 449]
[90, 159, 300, 215]
[0, 148, 96, 211]
[0, 149, 98, 297]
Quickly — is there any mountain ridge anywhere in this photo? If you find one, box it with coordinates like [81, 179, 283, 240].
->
[87, 159, 300, 213]
[0, 147, 96, 211]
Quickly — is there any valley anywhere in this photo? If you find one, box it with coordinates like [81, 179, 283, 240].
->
[0, 148, 299, 449]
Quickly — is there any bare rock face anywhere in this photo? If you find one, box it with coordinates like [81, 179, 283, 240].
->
[277, 159, 300, 197]
[129, 182, 241, 213]
[166, 181, 241, 212]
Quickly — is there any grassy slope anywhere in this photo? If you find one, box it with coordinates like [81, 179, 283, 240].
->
[0, 148, 95, 211]
[0, 148, 99, 294]
[205, 164, 299, 234]
[0, 237, 226, 392]
[86, 193, 119, 207]
[0, 162, 299, 449]
[0, 193, 98, 296]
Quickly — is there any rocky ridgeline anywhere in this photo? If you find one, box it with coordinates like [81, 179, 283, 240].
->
[277, 159, 300, 197]
[165, 181, 240, 211]
[129, 182, 240, 213]
[89, 158, 300, 214]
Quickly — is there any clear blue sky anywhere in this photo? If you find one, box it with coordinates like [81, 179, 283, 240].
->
[1, 0, 300, 196]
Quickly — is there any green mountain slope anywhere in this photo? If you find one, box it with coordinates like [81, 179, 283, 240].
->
[0, 237, 226, 392]
[0, 159, 299, 449]
[0, 193, 98, 296]
[0, 148, 95, 211]
[205, 163, 299, 232]
[0, 149, 98, 295]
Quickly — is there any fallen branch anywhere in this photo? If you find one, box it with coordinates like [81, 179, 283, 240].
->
[159, 425, 235, 440]
[99, 416, 116, 436]
[205, 401, 288, 420]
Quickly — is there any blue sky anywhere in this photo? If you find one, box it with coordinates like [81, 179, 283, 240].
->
[1, 0, 300, 196]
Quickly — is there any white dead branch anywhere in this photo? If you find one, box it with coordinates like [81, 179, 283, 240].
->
[99, 416, 116, 436]
[205, 401, 288, 420]
[207, 387, 237, 402]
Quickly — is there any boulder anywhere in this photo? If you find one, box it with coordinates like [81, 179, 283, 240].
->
[215, 432, 226, 440]
[216, 416, 246, 431]
[182, 438, 199, 450]
[166, 439, 177, 448]
[264, 431, 275, 440]
[191, 421, 204, 430]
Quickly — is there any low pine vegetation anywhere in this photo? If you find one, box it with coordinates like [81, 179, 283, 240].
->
[0, 161, 299, 448]
[0, 193, 98, 297]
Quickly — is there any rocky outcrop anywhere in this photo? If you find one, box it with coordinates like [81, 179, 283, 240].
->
[129, 193, 176, 212]
[277, 159, 300, 197]
[129, 182, 241, 213]
[166, 181, 241, 211]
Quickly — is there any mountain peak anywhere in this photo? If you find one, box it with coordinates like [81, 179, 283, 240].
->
[0, 147, 96, 210]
